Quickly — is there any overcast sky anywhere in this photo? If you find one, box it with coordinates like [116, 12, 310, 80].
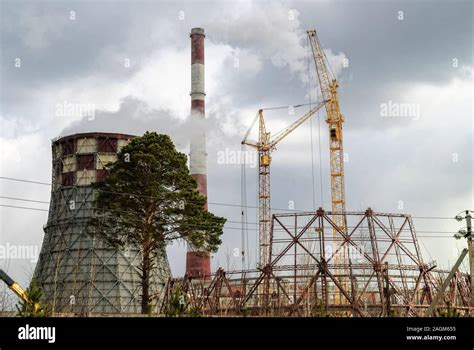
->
[0, 0, 472, 290]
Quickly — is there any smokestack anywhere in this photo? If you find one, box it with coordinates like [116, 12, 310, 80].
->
[186, 27, 211, 278]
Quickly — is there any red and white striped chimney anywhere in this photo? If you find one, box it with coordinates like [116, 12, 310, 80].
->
[186, 27, 211, 278]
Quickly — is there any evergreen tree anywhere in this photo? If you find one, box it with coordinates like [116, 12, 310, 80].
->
[88, 132, 226, 314]
[16, 279, 46, 317]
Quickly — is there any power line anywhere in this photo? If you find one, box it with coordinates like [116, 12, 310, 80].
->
[241, 143, 250, 270]
[307, 37, 316, 211]
[0, 176, 50, 186]
[0, 193, 461, 227]
[0, 197, 250, 225]
[0, 203, 248, 231]
[0, 176, 461, 220]
[0, 203, 461, 238]
[410, 216, 456, 220]
[0, 194, 253, 226]
[0, 204, 48, 212]
[0, 196, 49, 204]
[307, 34, 325, 208]
[0, 176, 322, 213]
[0, 194, 463, 234]
[0, 196, 462, 234]
[261, 101, 315, 111]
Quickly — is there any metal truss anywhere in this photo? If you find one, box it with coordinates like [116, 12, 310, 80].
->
[161, 208, 471, 317]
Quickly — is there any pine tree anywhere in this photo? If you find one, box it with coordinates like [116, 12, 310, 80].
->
[88, 132, 226, 314]
[16, 279, 46, 317]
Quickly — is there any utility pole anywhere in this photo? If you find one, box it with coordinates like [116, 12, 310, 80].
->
[467, 212, 473, 314]
[383, 261, 391, 317]
[426, 248, 468, 316]
[454, 210, 473, 315]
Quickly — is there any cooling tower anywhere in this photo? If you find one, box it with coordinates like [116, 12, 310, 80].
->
[34, 132, 171, 314]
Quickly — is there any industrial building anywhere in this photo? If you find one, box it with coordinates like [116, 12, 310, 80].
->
[33, 132, 171, 314]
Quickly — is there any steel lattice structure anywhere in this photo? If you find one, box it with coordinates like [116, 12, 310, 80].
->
[34, 132, 171, 314]
[161, 208, 471, 317]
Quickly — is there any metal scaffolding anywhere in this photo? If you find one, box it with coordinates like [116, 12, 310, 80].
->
[161, 208, 471, 317]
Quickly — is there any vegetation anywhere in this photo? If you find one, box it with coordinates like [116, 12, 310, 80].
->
[162, 283, 202, 317]
[88, 132, 226, 314]
[310, 299, 331, 317]
[16, 279, 47, 317]
[437, 301, 461, 317]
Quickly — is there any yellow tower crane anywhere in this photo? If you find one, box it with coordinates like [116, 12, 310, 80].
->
[307, 29, 347, 237]
[307, 29, 349, 303]
[242, 101, 326, 268]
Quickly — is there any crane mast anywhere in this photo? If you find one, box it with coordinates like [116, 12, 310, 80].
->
[307, 30, 348, 303]
[243, 102, 326, 268]
[307, 29, 347, 235]
[258, 110, 271, 269]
